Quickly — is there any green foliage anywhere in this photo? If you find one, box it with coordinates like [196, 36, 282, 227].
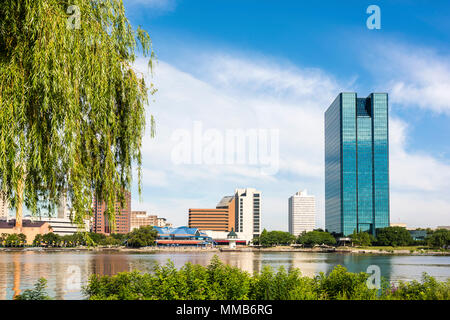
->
[385, 273, 450, 300]
[126, 226, 158, 248]
[31, 227, 155, 248]
[14, 278, 51, 300]
[296, 230, 336, 247]
[2, 233, 27, 247]
[350, 230, 374, 246]
[0, 0, 155, 230]
[426, 229, 450, 248]
[82, 256, 450, 300]
[375, 227, 414, 246]
[255, 229, 296, 247]
[315, 265, 378, 300]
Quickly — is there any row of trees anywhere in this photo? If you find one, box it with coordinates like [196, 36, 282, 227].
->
[252, 227, 450, 248]
[0, 233, 27, 247]
[30, 226, 158, 248]
[350, 227, 450, 248]
[253, 229, 336, 247]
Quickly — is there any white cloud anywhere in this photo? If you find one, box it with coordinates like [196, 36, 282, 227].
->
[368, 43, 450, 114]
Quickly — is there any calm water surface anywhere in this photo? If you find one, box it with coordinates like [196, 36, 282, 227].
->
[0, 251, 449, 300]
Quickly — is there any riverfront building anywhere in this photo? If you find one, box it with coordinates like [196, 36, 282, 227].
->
[0, 219, 52, 244]
[153, 226, 213, 246]
[92, 190, 131, 234]
[235, 188, 261, 240]
[130, 211, 158, 231]
[288, 190, 316, 236]
[189, 196, 236, 232]
[33, 194, 90, 235]
[188, 188, 261, 242]
[325, 92, 390, 236]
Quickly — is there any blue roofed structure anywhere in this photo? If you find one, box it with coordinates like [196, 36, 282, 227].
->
[153, 226, 213, 246]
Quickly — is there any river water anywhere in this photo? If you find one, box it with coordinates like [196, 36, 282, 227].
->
[0, 251, 449, 300]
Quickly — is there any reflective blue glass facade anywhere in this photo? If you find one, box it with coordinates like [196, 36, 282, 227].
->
[325, 93, 389, 236]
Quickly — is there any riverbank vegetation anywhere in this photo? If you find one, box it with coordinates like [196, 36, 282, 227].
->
[82, 256, 450, 300]
[16, 256, 450, 300]
[0, 226, 158, 248]
[253, 227, 450, 251]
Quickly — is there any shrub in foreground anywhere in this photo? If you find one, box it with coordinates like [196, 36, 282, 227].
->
[82, 256, 450, 300]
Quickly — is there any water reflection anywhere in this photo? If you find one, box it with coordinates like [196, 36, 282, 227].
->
[0, 251, 448, 300]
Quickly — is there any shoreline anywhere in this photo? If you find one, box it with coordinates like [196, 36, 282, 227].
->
[1, 246, 449, 256]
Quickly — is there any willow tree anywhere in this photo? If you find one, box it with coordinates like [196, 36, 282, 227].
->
[0, 0, 155, 230]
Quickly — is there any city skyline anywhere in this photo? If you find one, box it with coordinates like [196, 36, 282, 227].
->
[3, 2, 450, 231]
[124, 1, 450, 230]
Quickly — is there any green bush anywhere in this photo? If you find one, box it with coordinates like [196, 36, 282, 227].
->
[82, 256, 450, 300]
[296, 230, 336, 247]
[350, 230, 374, 246]
[3, 233, 27, 247]
[14, 278, 51, 300]
[375, 227, 413, 246]
[20, 256, 450, 300]
[426, 229, 450, 248]
[254, 229, 296, 247]
[126, 226, 158, 248]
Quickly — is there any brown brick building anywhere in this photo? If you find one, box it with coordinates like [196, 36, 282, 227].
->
[189, 196, 236, 232]
[92, 190, 131, 234]
[130, 211, 158, 230]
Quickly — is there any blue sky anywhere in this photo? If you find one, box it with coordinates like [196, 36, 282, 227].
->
[122, 0, 450, 230]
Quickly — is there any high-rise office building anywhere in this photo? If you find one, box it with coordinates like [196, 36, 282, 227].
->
[288, 190, 315, 236]
[92, 190, 131, 234]
[325, 92, 389, 236]
[235, 188, 261, 239]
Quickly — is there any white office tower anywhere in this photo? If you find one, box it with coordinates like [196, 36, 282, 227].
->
[289, 190, 315, 236]
[0, 192, 8, 220]
[235, 188, 261, 241]
[57, 193, 70, 219]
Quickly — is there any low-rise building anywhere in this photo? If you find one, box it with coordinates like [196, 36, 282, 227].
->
[157, 217, 172, 228]
[390, 223, 407, 228]
[153, 226, 213, 246]
[201, 229, 249, 245]
[30, 216, 89, 236]
[130, 211, 158, 231]
[0, 219, 52, 245]
[408, 230, 427, 241]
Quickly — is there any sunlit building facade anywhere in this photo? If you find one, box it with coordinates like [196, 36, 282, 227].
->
[325, 92, 389, 236]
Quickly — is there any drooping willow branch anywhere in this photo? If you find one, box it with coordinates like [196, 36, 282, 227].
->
[0, 0, 156, 231]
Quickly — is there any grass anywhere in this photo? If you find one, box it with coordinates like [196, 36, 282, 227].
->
[354, 246, 448, 252]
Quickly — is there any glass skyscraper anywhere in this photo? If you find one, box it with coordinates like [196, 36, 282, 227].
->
[325, 93, 389, 236]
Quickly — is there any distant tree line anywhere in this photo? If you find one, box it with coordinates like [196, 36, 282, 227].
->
[252, 227, 450, 248]
[0, 233, 27, 247]
[13, 226, 159, 248]
[253, 229, 336, 247]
